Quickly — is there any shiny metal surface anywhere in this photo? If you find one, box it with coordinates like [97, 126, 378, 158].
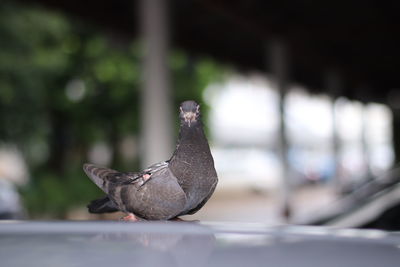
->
[1, 221, 400, 267]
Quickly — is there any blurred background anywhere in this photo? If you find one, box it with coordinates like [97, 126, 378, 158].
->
[0, 0, 399, 229]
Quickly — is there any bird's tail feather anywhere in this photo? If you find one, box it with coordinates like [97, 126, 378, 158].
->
[83, 163, 118, 193]
[87, 196, 119, 214]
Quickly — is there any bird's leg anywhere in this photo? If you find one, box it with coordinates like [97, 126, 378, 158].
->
[120, 213, 139, 222]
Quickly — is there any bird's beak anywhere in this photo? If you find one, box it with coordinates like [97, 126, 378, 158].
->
[183, 111, 197, 127]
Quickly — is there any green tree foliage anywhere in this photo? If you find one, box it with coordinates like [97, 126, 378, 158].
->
[0, 2, 224, 217]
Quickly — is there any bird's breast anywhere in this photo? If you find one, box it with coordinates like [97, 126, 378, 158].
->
[172, 153, 217, 210]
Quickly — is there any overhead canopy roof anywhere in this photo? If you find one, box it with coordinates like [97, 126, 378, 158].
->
[18, 0, 400, 103]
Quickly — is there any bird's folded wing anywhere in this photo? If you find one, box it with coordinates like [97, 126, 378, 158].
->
[83, 163, 186, 219]
[142, 161, 169, 175]
[83, 162, 171, 188]
[120, 166, 187, 219]
[83, 163, 140, 192]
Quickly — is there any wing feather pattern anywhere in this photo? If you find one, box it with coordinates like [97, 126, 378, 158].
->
[83, 163, 186, 220]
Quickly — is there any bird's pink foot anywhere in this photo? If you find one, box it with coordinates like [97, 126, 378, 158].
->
[120, 213, 139, 222]
[143, 173, 151, 180]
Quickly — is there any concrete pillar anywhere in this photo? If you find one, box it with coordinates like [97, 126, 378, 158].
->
[325, 71, 343, 192]
[392, 110, 400, 164]
[361, 104, 372, 179]
[268, 39, 291, 221]
[387, 89, 400, 165]
[356, 85, 373, 180]
[139, 0, 173, 168]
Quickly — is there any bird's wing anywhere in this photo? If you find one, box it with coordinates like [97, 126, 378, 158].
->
[83, 161, 169, 189]
[83, 163, 186, 220]
[142, 161, 169, 173]
[83, 163, 141, 192]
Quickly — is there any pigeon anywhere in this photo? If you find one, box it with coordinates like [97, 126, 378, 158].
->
[83, 100, 218, 221]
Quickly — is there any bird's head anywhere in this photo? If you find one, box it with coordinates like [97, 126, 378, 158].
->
[179, 100, 200, 127]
